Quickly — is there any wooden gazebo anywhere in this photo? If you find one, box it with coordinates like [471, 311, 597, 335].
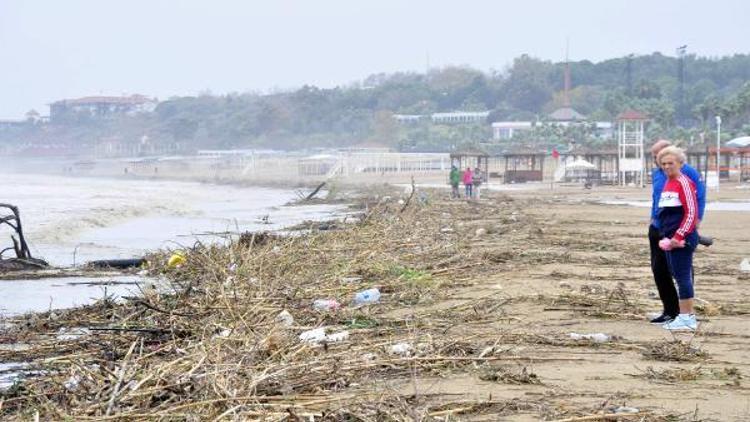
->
[560, 145, 619, 184]
[687, 143, 750, 182]
[450, 147, 490, 183]
[498, 149, 547, 183]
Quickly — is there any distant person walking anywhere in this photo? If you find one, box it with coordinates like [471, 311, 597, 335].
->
[648, 140, 706, 327]
[462, 167, 473, 199]
[472, 167, 483, 199]
[449, 165, 461, 199]
[655, 146, 700, 331]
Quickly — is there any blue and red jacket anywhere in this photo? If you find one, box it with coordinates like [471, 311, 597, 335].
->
[651, 164, 705, 229]
[657, 174, 698, 242]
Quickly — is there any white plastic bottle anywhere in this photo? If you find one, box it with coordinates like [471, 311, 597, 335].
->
[354, 288, 381, 305]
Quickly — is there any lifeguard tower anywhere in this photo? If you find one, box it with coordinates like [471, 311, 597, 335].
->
[616, 110, 648, 187]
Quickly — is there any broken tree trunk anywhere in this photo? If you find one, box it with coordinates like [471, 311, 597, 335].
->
[0, 203, 47, 271]
[0, 203, 32, 260]
[305, 182, 326, 201]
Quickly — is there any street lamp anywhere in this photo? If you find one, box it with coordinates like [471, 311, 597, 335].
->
[715, 115, 721, 192]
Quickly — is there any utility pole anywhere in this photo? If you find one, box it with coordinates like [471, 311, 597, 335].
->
[716, 115, 722, 192]
[564, 38, 571, 107]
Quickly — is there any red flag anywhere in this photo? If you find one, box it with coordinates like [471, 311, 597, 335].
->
[552, 148, 560, 159]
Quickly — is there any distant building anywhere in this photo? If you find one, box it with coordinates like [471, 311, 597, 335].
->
[393, 114, 424, 124]
[431, 111, 490, 124]
[49, 94, 158, 121]
[491, 121, 535, 140]
[0, 118, 27, 130]
[491, 104, 615, 141]
[548, 106, 586, 122]
[393, 111, 490, 125]
[492, 119, 614, 141]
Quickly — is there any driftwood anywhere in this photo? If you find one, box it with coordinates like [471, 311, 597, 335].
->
[0, 203, 32, 259]
[305, 181, 326, 201]
[86, 258, 146, 269]
[399, 177, 416, 213]
[0, 203, 48, 270]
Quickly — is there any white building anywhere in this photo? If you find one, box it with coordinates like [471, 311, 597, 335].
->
[491, 106, 614, 141]
[431, 111, 490, 124]
[50, 95, 158, 121]
[491, 121, 535, 139]
[393, 114, 424, 123]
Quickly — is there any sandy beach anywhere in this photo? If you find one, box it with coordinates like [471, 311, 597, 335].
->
[1, 180, 749, 420]
[391, 184, 750, 420]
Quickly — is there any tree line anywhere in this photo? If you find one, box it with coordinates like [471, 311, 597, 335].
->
[3, 52, 750, 154]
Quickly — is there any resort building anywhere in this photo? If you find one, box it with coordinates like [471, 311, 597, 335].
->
[49, 95, 158, 121]
[491, 121, 535, 140]
[431, 111, 490, 124]
[394, 111, 490, 125]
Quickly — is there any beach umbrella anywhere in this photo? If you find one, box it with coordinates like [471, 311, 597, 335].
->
[727, 136, 750, 148]
[564, 158, 597, 171]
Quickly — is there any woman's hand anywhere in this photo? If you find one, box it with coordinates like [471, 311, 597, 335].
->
[670, 238, 686, 248]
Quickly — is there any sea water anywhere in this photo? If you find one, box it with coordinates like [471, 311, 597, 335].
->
[0, 171, 348, 314]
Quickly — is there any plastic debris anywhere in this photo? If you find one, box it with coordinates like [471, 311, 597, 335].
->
[275, 310, 295, 327]
[56, 327, 91, 341]
[313, 299, 341, 311]
[341, 276, 363, 284]
[740, 258, 750, 272]
[64, 375, 81, 391]
[569, 332, 610, 343]
[298, 327, 349, 344]
[325, 331, 349, 343]
[167, 251, 186, 267]
[0, 363, 28, 390]
[389, 342, 413, 356]
[299, 328, 327, 343]
[353, 288, 381, 306]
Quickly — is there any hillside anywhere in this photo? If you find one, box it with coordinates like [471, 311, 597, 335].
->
[2, 52, 750, 154]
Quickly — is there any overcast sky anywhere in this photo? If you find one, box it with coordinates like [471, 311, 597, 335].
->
[1, 0, 749, 117]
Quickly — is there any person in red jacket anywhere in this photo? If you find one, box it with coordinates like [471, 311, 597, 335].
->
[656, 146, 699, 331]
[462, 167, 473, 199]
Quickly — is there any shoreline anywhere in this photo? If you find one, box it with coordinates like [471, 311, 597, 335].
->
[3, 154, 749, 202]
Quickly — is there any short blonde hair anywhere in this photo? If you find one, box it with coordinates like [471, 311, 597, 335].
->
[657, 145, 686, 165]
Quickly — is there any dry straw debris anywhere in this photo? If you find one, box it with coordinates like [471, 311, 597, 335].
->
[640, 339, 710, 362]
[0, 188, 727, 421]
[0, 190, 553, 420]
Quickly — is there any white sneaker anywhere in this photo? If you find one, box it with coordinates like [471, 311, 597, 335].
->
[663, 314, 698, 331]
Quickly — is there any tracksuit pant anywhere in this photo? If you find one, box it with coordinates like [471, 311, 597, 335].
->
[649, 225, 696, 316]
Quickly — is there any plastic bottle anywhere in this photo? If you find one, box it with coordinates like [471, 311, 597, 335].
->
[353, 288, 381, 305]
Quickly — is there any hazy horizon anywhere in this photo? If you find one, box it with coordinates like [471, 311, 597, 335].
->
[2, 0, 749, 118]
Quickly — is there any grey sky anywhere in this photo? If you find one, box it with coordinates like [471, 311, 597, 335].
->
[1, 0, 748, 118]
